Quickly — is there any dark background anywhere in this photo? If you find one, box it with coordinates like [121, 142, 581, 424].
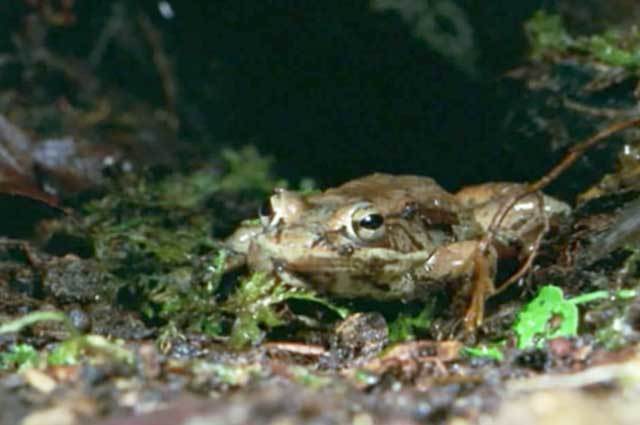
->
[1, 0, 562, 192]
[168, 0, 548, 189]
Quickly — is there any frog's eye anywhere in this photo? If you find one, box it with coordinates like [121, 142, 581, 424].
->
[348, 204, 385, 242]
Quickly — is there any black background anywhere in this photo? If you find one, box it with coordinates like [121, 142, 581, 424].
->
[1, 0, 556, 190]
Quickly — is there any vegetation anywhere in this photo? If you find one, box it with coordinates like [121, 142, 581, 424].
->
[527, 10, 640, 69]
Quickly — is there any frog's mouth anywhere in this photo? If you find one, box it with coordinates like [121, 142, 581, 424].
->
[277, 249, 436, 300]
[280, 248, 435, 280]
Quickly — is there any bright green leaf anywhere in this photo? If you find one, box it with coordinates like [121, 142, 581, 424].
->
[513, 285, 578, 349]
[462, 343, 505, 361]
[0, 344, 39, 371]
[569, 289, 637, 305]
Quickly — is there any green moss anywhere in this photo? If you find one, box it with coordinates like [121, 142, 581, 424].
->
[72, 146, 286, 338]
[387, 302, 435, 343]
[224, 273, 348, 348]
[224, 273, 286, 348]
[48, 146, 348, 347]
[583, 33, 640, 68]
[525, 11, 573, 58]
[218, 146, 286, 193]
[84, 173, 218, 270]
[0, 344, 39, 371]
[52, 144, 346, 348]
[83, 145, 280, 274]
[526, 10, 640, 69]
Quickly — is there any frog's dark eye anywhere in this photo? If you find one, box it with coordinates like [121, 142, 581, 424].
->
[359, 213, 384, 230]
[348, 204, 385, 242]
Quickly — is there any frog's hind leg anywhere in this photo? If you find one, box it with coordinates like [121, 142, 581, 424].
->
[419, 240, 497, 333]
[462, 244, 496, 331]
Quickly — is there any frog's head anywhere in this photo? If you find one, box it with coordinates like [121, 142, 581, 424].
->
[227, 188, 388, 269]
[225, 186, 443, 298]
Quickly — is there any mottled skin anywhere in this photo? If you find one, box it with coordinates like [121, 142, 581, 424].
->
[226, 173, 570, 330]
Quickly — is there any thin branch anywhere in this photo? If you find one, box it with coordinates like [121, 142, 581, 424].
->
[138, 12, 179, 126]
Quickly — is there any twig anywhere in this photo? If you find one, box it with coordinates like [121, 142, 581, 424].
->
[531, 117, 640, 192]
[138, 12, 179, 125]
[263, 342, 326, 357]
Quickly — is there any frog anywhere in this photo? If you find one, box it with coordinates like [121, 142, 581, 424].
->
[225, 173, 571, 331]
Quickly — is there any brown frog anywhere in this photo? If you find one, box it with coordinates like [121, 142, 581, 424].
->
[226, 173, 570, 331]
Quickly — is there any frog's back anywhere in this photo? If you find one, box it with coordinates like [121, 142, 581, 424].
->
[314, 173, 461, 216]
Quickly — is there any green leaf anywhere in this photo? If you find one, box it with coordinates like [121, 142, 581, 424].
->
[48, 338, 82, 366]
[569, 289, 636, 305]
[0, 311, 71, 335]
[525, 10, 640, 69]
[462, 343, 505, 361]
[513, 285, 578, 349]
[219, 146, 285, 193]
[514, 285, 639, 350]
[0, 344, 39, 371]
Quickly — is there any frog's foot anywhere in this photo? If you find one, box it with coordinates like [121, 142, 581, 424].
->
[462, 246, 495, 332]
[420, 240, 497, 332]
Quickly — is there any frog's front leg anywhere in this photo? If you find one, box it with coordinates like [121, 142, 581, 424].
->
[419, 240, 497, 332]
